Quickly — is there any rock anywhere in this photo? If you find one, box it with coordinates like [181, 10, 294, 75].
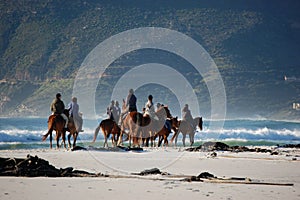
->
[277, 144, 300, 148]
[71, 146, 87, 151]
[133, 168, 162, 176]
[0, 155, 102, 177]
[197, 172, 216, 179]
[201, 142, 230, 151]
[270, 151, 279, 155]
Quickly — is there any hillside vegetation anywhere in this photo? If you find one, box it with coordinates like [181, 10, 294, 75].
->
[0, 0, 300, 119]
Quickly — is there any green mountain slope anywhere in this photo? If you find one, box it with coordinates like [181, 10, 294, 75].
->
[0, 0, 299, 120]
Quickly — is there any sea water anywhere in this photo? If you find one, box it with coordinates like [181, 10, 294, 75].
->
[0, 117, 299, 150]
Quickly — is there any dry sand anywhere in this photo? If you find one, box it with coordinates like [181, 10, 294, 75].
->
[0, 147, 299, 200]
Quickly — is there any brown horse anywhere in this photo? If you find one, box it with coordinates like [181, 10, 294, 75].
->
[170, 117, 203, 147]
[42, 109, 68, 149]
[92, 118, 121, 147]
[154, 116, 180, 147]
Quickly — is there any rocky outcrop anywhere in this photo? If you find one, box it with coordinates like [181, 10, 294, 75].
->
[0, 154, 103, 177]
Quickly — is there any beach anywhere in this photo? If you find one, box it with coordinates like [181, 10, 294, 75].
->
[0, 146, 299, 200]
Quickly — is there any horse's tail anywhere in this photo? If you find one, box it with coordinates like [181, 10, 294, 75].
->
[42, 116, 55, 141]
[93, 122, 102, 143]
[42, 132, 48, 141]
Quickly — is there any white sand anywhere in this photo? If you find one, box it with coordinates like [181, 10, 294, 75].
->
[0, 147, 299, 200]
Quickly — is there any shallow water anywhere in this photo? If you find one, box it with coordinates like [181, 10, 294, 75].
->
[0, 118, 299, 150]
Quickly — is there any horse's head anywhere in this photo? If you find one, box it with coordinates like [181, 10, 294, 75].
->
[195, 117, 203, 131]
[171, 116, 179, 129]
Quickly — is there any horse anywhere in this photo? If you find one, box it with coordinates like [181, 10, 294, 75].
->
[170, 117, 203, 147]
[42, 109, 69, 149]
[117, 110, 142, 147]
[42, 109, 79, 149]
[141, 106, 173, 147]
[92, 118, 121, 148]
[67, 117, 79, 149]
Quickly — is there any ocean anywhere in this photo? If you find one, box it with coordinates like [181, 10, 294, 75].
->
[0, 117, 299, 150]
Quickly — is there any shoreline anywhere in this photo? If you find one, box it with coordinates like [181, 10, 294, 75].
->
[0, 147, 300, 200]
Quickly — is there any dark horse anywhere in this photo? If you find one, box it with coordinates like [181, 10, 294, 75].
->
[170, 117, 203, 147]
[92, 118, 121, 147]
[42, 109, 79, 149]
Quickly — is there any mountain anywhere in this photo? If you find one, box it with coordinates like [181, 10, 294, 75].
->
[0, 0, 300, 120]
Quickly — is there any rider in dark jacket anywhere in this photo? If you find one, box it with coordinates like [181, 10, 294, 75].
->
[50, 93, 68, 130]
[127, 88, 137, 112]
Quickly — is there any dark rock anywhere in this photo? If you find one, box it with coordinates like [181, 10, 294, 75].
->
[0, 155, 101, 177]
[277, 144, 300, 148]
[182, 176, 202, 182]
[185, 146, 202, 152]
[201, 142, 230, 151]
[230, 146, 250, 152]
[270, 151, 279, 155]
[197, 172, 216, 179]
[71, 146, 87, 151]
[133, 168, 161, 176]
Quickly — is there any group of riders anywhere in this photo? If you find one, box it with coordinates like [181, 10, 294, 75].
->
[106, 88, 195, 134]
[49, 88, 197, 146]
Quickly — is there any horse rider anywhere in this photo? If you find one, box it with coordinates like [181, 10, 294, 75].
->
[50, 93, 68, 131]
[144, 95, 158, 120]
[68, 97, 83, 132]
[114, 101, 121, 123]
[107, 100, 117, 121]
[118, 89, 137, 125]
[127, 88, 137, 112]
[182, 104, 194, 127]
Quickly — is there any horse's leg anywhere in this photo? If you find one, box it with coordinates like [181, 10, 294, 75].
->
[113, 134, 119, 147]
[128, 135, 131, 147]
[49, 131, 53, 149]
[104, 132, 109, 148]
[136, 127, 141, 147]
[175, 131, 179, 146]
[68, 133, 72, 149]
[117, 132, 122, 146]
[56, 131, 60, 149]
[62, 130, 66, 149]
[104, 136, 108, 148]
[157, 135, 162, 147]
[190, 132, 194, 146]
[117, 126, 124, 146]
[149, 131, 153, 147]
[111, 134, 116, 147]
[129, 125, 134, 147]
[73, 132, 78, 148]
[182, 133, 186, 147]
[164, 131, 169, 147]
[150, 135, 154, 147]
[170, 129, 179, 147]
